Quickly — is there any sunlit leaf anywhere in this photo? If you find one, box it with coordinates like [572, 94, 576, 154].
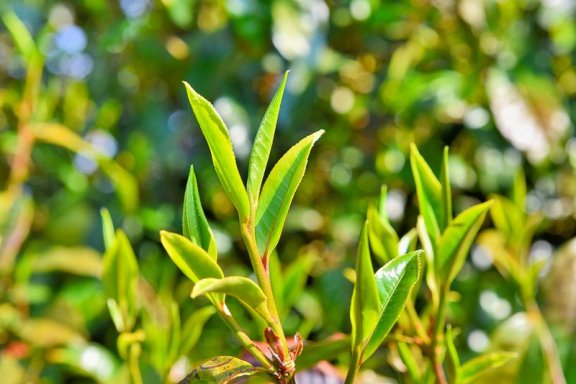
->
[100, 208, 115, 250]
[160, 231, 224, 284]
[410, 144, 442, 243]
[184, 82, 250, 220]
[247, 71, 288, 205]
[183, 165, 217, 258]
[191, 277, 273, 323]
[437, 201, 492, 284]
[367, 204, 398, 265]
[350, 223, 379, 351]
[440, 146, 452, 228]
[363, 250, 422, 362]
[255, 130, 324, 257]
[178, 356, 269, 384]
[47, 343, 120, 381]
[20, 319, 84, 348]
[1, 11, 36, 61]
[459, 352, 517, 384]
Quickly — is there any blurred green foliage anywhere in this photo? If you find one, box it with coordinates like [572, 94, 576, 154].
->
[0, 0, 575, 382]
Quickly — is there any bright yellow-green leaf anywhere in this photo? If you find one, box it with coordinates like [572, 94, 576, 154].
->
[441, 146, 452, 228]
[183, 82, 250, 220]
[255, 130, 323, 257]
[459, 352, 517, 384]
[410, 144, 442, 243]
[350, 223, 379, 352]
[160, 231, 224, 283]
[2, 11, 36, 61]
[100, 208, 115, 250]
[20, 319, 84, 348]
[247, 71, 288, 205]
[32, 246, 101, 277]
[191, 277, 273, 323]
[183, 165, 217, 258]
[367, 204, 398, 265]
[437, 201, 493, 284]
[362, 250, 422, 362]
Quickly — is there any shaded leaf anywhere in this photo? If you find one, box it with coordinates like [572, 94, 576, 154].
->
[247, 71, 288, 205]
[183, 165, 217, 258]
[255, 130, 323, 257]
[363, 250, 422, 361]
[184, 82, 250, 220]
[437, 201, 492, 284]
[410, 144, 442, 243]
[180, 306, 217, 356]
[282, 253, 316, 313]
[192, 277, 273, 323]
[102, 230, 139, 331]
[297, 335, 351, 371]
[32, 246, 101, 277]
[459, 352, 517, 384]
[445, 326, 460, 384]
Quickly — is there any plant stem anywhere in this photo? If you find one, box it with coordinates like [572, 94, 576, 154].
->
[525, 299, 566, 384]
[344, 348, 361, 384]
[128, 343, 143, 384]
[240, 223, 290, 372]
[430, 284, 448, 384]
[217, 306, 275, 371]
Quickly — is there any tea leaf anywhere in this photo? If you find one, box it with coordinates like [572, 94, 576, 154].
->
[445, 326, 460, 384]
[191, 277, 273, 323]
[437, 201, 492, 284]
[255, 130, 323, 257]
[410, 144, 442, 243]
[459, 352, 517, 384]
[102, 230, 139, 331]
[160, 231, 224, 285]
[247, 71, 288, 205]
[100, 208, 115, 250]
[350, 223, 379, 351]
[367, 204, 398, 265]
[178, 356, 269, 384]
[183, 165, 217, 258]
[363, 250, 422, 362]
[441, 146, 452, 227]
[184, 82, 250, 220]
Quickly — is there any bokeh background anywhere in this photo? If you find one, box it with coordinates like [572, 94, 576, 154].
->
[1, 0, 576, 382]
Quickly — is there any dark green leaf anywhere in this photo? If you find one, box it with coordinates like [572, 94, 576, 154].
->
[180, 306, 217, 356]
[255, 130, 323, 257]
[247, 71, 288, 205]
[437, 201, 492, 283]
[363, 250, 422, 361]
[183, 165, 217, 258]
[297, 335, 351, 370]
[184, 82, 250, 220]
[191, 277, 273, 323]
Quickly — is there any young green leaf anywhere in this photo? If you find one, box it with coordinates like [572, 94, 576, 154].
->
[350, 223, 380, 352]
[440, 146, 452, 228]
[182, 165, 217, 258]
[160, 231, 224, 283]
[2, 11, 37, 62]
[410, 144, 442, 243]
[183, 82, 250, 220]
[459, 352, 517, 384]
[177, 356, 269, 384]
[255, 130, 324, 257]
[102, 230, 140, 332]
[247, 71, 289, 205]
[100, 208, 115, 250]
[437, 201, 492, 284]
[445, 326, 460, 384]
[191, 276, 273, 323]
[367, 204, 399, 265]
[362, 250, 422, 362]
[512, 167, 526, 213]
